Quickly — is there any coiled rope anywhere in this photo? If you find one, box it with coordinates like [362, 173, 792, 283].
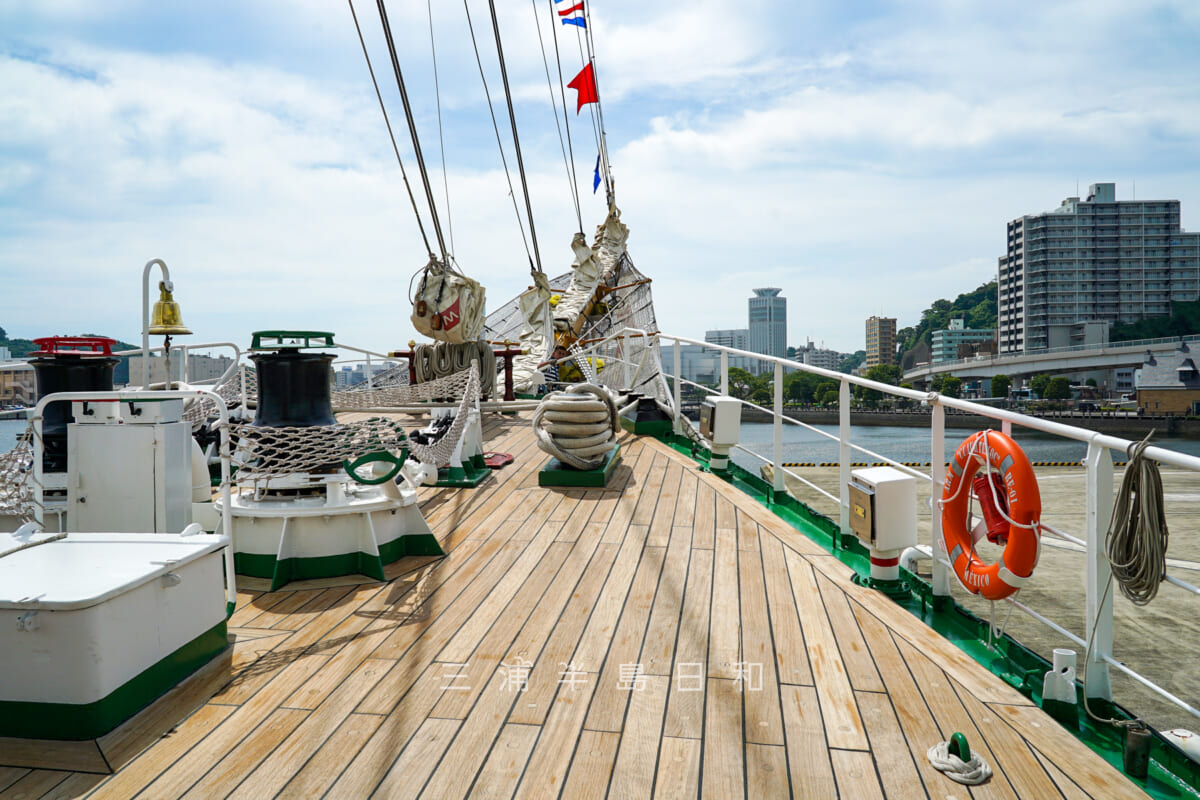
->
[533, 383, 618, 470]
[1107, 431, 1168, 605]
[1083, 430, 1167, 728]
[927, 738, 992, 785]
[412, 341, 496, 398]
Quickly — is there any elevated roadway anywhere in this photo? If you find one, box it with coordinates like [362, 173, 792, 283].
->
[903, 333, 1200, 383]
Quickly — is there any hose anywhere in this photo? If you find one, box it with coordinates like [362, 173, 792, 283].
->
[1106, 431, 1169, 605]
[533, 384, 618, 470]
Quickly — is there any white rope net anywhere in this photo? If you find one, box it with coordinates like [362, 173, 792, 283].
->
[0, 426, 36, 521]
[231, 362, 481, 483]
[331, 366, 476, 411]
[230, 417, 410, 482]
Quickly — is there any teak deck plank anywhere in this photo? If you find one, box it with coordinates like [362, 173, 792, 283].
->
[738, 546, 785, 746]
[701, 678, 744, 800]
[661, 547, 713, 740]
[607, 674, 669, 800]
[746, 743, 789, 798]
[779, 684, 837, 800]
[652, 737, 701, 800]
[467, 723, 540, 800]
[19, 413, 1165, 799]
[784, 549, 868, 751]
[561, 730, 620, 800]
[854, 691, 928, 800]
[814, 571, 885, 693]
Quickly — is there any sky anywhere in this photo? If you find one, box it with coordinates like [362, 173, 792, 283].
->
[2, 0, 1200, 358]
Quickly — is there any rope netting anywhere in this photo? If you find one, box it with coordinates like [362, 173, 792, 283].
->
[0, 426, 36, 521]
[232, 362, 480, 482]
[332, 361, 479, 411]
[231, 417, 410, 482]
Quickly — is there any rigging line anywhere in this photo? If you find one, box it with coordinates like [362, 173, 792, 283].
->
[462, 0, 534, 268]
[534, 0, 582, 231]
[487, 0, 545, 276]
[347, 0, 434, 258]
[580, 0, 613, 202]
[376, 0, 449, 262]
[569, 24, 606, 191]
[427, 0, 455, 257]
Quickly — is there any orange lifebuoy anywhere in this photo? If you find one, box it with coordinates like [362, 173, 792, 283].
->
[940, 430, 1041, 600]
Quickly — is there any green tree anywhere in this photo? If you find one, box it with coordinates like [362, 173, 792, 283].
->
[863, 364, 901, 385]
[727, 368, 757, 400]
[990, 374, 1011, 399]
[1030, 374, 1051, 398]
[1045, 376, 1072, 400]
[940, 375, 963, 398]
[0, 325, 7, 340]
[1086, 377, 1098, 388]
[840, 351, 866, 373]
[817, 385, 839, 406]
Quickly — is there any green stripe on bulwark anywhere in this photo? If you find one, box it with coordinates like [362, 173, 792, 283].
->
[234, 533, 445, 592]
[0, 622, 228, 742]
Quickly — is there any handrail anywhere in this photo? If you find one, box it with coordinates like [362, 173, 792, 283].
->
[578, 327, 1200, 725]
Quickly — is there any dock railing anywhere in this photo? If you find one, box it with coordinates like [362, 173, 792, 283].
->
[579, 328, 1200, 726]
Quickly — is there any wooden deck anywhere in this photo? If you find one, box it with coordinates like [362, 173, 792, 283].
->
[0, 413, 1149, 799]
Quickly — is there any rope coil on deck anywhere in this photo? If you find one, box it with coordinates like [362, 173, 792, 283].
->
[927, 737, 992, 785]
[533, 384, 618, 470]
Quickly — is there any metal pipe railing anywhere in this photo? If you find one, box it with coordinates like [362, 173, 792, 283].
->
[615, 328, 1200, 723]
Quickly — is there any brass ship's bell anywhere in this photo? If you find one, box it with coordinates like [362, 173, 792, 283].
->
[148, 281, 193, 336]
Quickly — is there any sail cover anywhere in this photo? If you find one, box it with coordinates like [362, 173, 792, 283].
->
[482, 206, 671, 407]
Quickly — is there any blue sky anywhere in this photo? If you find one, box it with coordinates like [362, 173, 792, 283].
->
[2, 0, 1200, 356]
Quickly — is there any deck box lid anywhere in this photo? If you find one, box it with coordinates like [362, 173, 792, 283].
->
[0, 532, 226, 611]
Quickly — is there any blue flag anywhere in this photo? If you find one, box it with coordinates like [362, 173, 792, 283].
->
[593, 155, 601, 193]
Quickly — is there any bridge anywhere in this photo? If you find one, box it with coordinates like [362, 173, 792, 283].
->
[902, 332, 1200, 384]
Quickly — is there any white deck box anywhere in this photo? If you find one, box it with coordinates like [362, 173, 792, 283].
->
[0, 531, 230, 740]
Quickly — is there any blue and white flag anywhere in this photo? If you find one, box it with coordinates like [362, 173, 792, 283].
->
[593, 155, 601, 193]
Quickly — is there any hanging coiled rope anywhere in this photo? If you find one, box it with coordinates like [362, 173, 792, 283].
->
[1107, 431, 1169, 605]
[1083, 431, 1168, 729]
[411, 341, 496, 398]
[533, 383, 618, 470]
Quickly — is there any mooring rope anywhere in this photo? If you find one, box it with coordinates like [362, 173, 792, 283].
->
[532, 383, 618, 470]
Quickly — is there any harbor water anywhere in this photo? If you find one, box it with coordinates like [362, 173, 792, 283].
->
[729, 420, 1200, 470]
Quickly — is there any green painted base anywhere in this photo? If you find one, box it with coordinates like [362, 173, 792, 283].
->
[851, 573, 910, 598]
[539, 445, 622, 487]
[1042, 697, 1079, 727]
[0, 621, 228, 741]
[435, 456, 491, 487]
[619, 416, 674, 437]
[235, 532, 445, 591]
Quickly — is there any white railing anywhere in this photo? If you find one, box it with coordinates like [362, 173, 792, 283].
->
[580, 329, 1200, 723]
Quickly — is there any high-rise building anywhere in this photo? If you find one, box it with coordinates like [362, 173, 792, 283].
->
[998, 182, 1200, 354]
[865, 316, 896, 367]
[748, 288, 786, 372]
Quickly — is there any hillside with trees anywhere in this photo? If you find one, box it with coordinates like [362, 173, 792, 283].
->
[1110, 297, 1200, 342]
[897, 281, 997, 355]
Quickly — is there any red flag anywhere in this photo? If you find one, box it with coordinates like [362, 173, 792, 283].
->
[567, 62, 598, 113]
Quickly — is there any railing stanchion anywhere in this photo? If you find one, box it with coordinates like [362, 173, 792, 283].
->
[838, 379, 851, 538]
[1084, 441, 1115, 700]
[673, 340, 682, 434]
[773, 362, 784, 494]
[931, 401, 951, 597]
[720, 352, 728, 397]
[366, 353, 374, 391]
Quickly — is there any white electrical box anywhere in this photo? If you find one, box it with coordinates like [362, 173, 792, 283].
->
[68, 399, 193, 533]
[848, 466, 917, 551]
[700, 396, 741, 447]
